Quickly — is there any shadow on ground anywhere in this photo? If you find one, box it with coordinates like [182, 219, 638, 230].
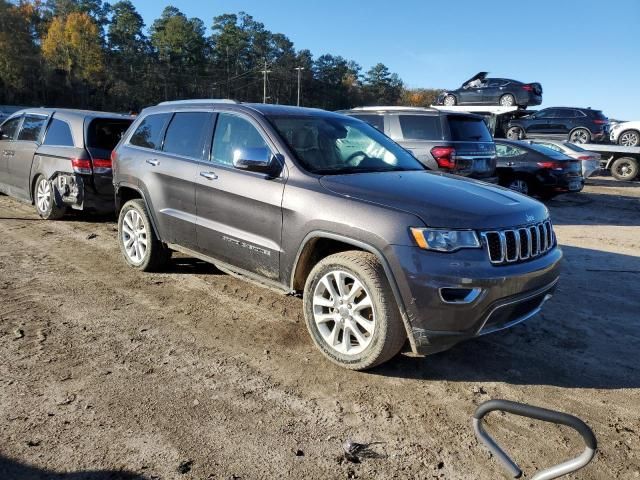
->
[0, 455, 143, 480]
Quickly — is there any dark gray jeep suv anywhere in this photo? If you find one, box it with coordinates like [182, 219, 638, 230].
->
[112, 100, 561, 370]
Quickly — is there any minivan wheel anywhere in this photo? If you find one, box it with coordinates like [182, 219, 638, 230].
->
[618, 130, 640, 147]
[569, 128, 591, 144]
[499, 94, 515, 107]
[506, 126, 523, 140]
[118, 199, 170, 271]
[303, 251, 406, 370]
[34, 175, 66, 220]
[443, 95, 457, 106]
[610, 157, 639, 181]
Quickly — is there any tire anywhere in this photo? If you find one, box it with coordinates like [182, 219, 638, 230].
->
[33, 175, 66, 220]
[504, 177, 531, 195]
[303, 251, 406, 370]
[618, 130, 640, 147]
[610, 157, 639, 181]
[499, 94, 515, 107]
[118, 199, 170, 271]
[443, 94, 457, 106]
[569, 128, 591, 144]
[506, 126, 524, 140]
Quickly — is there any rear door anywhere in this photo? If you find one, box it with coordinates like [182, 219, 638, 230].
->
[482, 79, 506, 104]
[549, 108, 573, 136]
[128, 111, 205, 249]
[0, 115, 23, 188]
[195, 111, 285, 280]
[526, 109, 556, 136]
[9, 113, 49, 198]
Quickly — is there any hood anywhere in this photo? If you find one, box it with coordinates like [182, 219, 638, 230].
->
[462, 71, 488, 86]
[319, 171, 549, 229]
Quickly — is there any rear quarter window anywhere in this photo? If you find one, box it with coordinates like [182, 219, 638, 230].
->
[129, 113, 171, 150]
[43, 118, 75, 146]
[447, 116, 493, 142]
[87, 118, 132, 151]
[398, 115, 442, 140]
[350, 114, 384, 131]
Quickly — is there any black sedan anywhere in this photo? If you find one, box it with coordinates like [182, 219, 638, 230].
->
[495, 139, 583, 199]
[437, 72, 542, 108]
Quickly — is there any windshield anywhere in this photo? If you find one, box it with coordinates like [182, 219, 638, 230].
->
[267, 115, 425, 174]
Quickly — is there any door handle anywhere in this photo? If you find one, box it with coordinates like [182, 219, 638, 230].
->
[200, 171, 218, 180]
[146, 159, 159, 166]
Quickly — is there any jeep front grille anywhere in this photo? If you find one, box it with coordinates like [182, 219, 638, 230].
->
[481, 221, 555, 265]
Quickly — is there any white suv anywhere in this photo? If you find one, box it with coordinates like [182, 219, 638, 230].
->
[610, 121, 640, 147]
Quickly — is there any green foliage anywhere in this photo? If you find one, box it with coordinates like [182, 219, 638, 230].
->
[0, 1, 437, 112]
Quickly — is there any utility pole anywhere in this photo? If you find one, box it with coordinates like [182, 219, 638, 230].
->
[261, 60, 271, 104]
[294, 67, 305, 106]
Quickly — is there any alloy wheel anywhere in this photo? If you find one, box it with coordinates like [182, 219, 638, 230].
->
[619, 131, 640, 147]
[121, 209, 148, 264]
[36, 178, 52, 214]
[507, 179, 529, 194]
[443, 95, 456, 106]
[500, 95, 515, 106]
[312, 270, 375, 356]
[570, 129, 589, 144]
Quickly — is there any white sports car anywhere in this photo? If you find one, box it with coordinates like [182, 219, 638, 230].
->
[610, 121, 640, 147]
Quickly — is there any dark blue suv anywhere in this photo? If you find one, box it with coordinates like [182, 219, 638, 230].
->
[505, 107, 609, 144]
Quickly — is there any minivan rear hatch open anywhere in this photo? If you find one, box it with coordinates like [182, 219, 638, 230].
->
[85, 117, 133, 175]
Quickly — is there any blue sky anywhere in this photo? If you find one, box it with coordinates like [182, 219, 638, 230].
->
[133, 0, 640, 120]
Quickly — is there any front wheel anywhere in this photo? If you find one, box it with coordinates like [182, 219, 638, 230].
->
[569, 128, 591, 144]
[303, 251, 406, 370]
[506, 126, 524, 140]
[610, 157, 639, 181]
[118, 199, 170, 271]
[443, 95, 457, 106]
[34, 175, 66, 220]
[618, 130, 640, 147]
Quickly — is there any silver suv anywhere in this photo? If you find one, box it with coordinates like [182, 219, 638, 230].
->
[342, 106, 497, 181]
[112, 100, 561, 370]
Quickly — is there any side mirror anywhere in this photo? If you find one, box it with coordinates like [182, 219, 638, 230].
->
[232, 148, 282, 176]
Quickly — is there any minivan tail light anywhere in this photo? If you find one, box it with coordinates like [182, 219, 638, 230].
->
[431, 146, 456, 169]
[71, 158, 92, 174]
[92, 158, 112, 174]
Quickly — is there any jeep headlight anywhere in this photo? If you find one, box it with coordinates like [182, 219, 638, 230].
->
[410, 228, 480, 252]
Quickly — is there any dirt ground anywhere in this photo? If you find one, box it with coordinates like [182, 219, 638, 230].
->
[0, 176, 639, 480]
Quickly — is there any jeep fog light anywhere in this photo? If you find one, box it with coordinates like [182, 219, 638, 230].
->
[410, 228, 480, 252]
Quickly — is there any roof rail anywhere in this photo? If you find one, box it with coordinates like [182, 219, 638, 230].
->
[350, 106, 433, 112]
[158, 99, 240, 105]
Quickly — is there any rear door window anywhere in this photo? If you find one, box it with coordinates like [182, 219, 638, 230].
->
[162, 112, 214, 160]
[398, 115, 441, 140]
[87, 118, 132, 151]
[18, 115, 48, 142]
[43, 118, 75, 146]
[350, 114, 384, 131]
[0, 116, 22, 140]
[496, 144, 525, 157]
[447, 116, 493, 142]
[129, 113, 171, 150]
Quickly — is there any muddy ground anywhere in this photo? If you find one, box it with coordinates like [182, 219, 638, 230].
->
[0, 176, 639, 480]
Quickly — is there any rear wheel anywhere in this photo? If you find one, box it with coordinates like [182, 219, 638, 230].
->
[443, 95, 457, 106]
[506, 126, 524, 140]
[499, 94, 515, 107]
[569, 128, 591, 144]
[618, 130, 640, 147]
[610, 157, 639, 181]
[34, 175, 66, 220]
[118, 199, 170, 271]
[505, 178, 531, 195]
[303, 251, 406, 370]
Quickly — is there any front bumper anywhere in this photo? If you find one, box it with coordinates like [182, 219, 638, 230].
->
[386, 244, 562, 354]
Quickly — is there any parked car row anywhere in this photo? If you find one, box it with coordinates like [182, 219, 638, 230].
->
[0, 101, 562, 371]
